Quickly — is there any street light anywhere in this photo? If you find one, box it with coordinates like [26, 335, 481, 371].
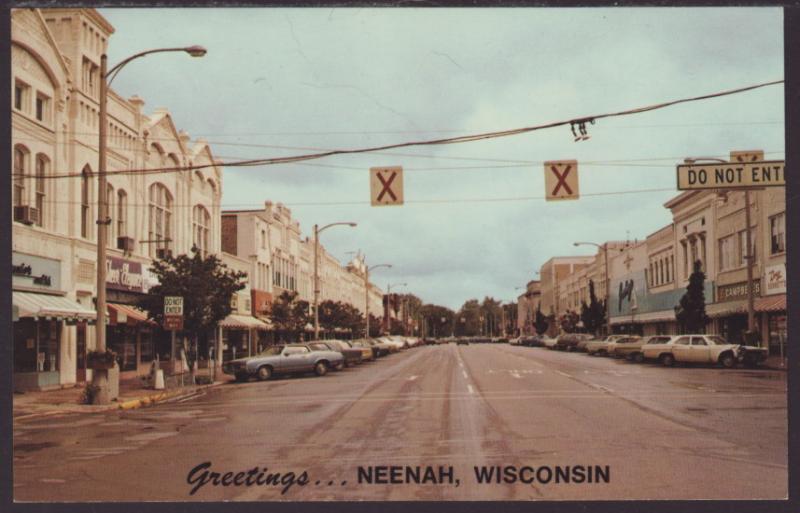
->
[684, 157, 757, 338]
[313, 222, 357, 340]
[574, 241, 611, 336]
[94, 45, 206, 405]
[364, 262, 391, 339]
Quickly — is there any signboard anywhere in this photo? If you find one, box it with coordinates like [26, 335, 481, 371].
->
[717, 280, 761, 302]
[765, 263, 787, 295]
[12, 252, 60, 291]
[676, 161, 785, 190]
[163, 315, 183, 331]
[106, 257, 144, 292]
[544, 160, 579, 201]
[370, 166, 404, 206]
[730, 150, 764, 163]
[164, 296, 183, 315]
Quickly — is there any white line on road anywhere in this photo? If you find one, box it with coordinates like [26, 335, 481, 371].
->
[467, 385, 474, 394]
[556, 370, 572, 378]
[462, 370, 468, 379]
[407, 375, 419, 381]
[510, 371, 522, 379]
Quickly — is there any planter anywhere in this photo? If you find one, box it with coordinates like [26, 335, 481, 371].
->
[86, 350, 117, 370]
[87, 360, 116, 370]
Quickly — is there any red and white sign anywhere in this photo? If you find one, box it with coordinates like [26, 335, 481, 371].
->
[544, 160, 579, 201]
[370, 166, 404, 206]
[765, 263, 786, 295]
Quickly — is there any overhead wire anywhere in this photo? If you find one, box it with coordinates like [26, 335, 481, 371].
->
[12, 79, 784, 181]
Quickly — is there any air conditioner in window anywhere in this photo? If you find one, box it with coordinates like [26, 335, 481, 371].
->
[117, 236, 135, 252]
[155, 248, 173, 259]
[13, 205, 38, 226]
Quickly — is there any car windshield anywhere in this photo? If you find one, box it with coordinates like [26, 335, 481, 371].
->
[309, 342, 331, 351]
[706, 336, 729, 346]
[260, 346, 283, 355]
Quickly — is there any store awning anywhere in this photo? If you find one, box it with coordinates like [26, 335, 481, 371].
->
[706, 300, 747, 318]
[219, 314, 270, 331]
[755, 294, 786, 313]
[108, 303, 157, 327]
[13, 291, 96, 322]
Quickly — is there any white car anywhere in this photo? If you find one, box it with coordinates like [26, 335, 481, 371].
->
[543, 336, 559, 350]
[585, 335, 630, 356]
[643, 334, 768, 368]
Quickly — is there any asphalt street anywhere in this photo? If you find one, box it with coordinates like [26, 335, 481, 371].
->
[13, 343, 787, 501]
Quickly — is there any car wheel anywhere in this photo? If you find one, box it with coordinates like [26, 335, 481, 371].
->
[719, 352, 736, 369]
[314, 361, 329, 376]
[634, 352, 645, 364]
[256, 366, 272, 381]
[660, 354, 675, 367]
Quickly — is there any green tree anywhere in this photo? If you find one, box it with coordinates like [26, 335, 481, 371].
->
[534, 306, 549, 335]
[675, 260, 709, 333]
[456, 299, 481, 336]
[580, 279, 607, 335]
[138, 247, 247, 382]
[271, 291, 311, 342]
[418, 304, 455, 338]
[318, 300, 364, 337]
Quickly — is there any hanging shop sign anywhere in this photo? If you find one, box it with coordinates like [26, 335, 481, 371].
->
[764, 264, 787, 295]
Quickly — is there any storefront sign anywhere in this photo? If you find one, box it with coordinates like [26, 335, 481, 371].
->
[765, 264, 787, 295]
[717, 280, 761, 302]
[12, 252, 61, 291]
[106, 257, 144, 292]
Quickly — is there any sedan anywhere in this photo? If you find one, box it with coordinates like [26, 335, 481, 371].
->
[222, 344, 344, 381]
[309, 340, 362, 368]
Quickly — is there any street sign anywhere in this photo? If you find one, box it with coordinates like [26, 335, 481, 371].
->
[544, 160, 579, 201]
[163, 315, 184, 331]
[676, 161, 785, 190]
[370, 166, 404, 206]
[164, 296, 183, 315]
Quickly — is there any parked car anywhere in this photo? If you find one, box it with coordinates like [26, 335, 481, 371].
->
[586, 335, 637, 356]
[640, 335, 682, 365]
[543, 336, 560, 350]
[613, 335, 670, 362]
[309, 340, 362, 367]
[586, 335, 641, 356]
[555, 333, 594, 351]
[509, 336, 523, 346]
[666, 334, 768, 368]
[346, 339, 376, 361]
[456, 337, 470, 345]
[222, 344, 344, 381]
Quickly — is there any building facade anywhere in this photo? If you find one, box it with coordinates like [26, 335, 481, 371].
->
[12, 8, 223, 389]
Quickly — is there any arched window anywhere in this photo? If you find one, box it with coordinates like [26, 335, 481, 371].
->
[81, 166, 92, 239]
[35, 154, 48, 226]
[148, 183, 173, 257]
[13, 145, 28, 208]
[192, 205, 211, 257]
[117, 189, 127, 239]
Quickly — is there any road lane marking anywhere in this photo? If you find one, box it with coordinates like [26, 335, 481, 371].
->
[407, 375, 419, 381]
[467, 384, 474, 394]
[510, 371, 522, 379]
[462, 370, 468, 379]
[556, 370, 572, 378]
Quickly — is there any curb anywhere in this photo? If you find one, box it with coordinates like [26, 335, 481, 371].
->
[14, 382, 223, 421]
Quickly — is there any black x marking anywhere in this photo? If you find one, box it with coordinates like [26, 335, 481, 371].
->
[377, 171, 398, 201]
[551, 165, 573, 196]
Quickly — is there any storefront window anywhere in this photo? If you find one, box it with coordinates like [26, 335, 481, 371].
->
[768, 314, 787, 356]
[38, 320, 60, 372]
[108, 325, 137, 371]
[14, 318, 38, 372]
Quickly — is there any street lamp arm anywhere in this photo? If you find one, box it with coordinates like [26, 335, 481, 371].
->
[368, 263, 392, 272]
[683, 157, 728, 164]
[573, 241, 602, 249]
[106, 46, 207, 84]
[318, 221, 357, 234]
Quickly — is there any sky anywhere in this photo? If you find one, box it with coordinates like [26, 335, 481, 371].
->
[98, 7, 785, 311]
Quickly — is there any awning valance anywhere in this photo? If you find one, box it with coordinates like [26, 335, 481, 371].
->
[706, 300, 747, 318]
[13, 291, 96, 322]
[108, 303, 156, 327]
[755, 294, 786, 313]
[220, 314, 270, 331]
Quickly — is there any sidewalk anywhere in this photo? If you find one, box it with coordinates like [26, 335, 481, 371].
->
[13, 372, 229, 421]
[762, 355, 788, 371]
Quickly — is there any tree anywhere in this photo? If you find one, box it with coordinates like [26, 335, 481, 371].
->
[580, 279, 607, 335]
[271, 291, 310, 342]
[418, 303, 455, 338]
[675, 260, 709, 333]
[559, 310, 581, 333]
[138, 247, 247, 382]
[534, 306, 549, 335]
[318, 300, 364, 337]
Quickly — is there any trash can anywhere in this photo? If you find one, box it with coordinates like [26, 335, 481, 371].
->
[154, 369, 165, 390]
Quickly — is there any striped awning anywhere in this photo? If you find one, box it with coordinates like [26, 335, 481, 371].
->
[13, 291, 96, 321]
[755, 294, 786, 313]
[219, 314, 270, 331]
[706, 300, 748, 318]
[255, 316, 274, 329]
[108, 303, 157, 326]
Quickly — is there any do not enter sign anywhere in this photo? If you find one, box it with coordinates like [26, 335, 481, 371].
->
[544, 160, 579, 201]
